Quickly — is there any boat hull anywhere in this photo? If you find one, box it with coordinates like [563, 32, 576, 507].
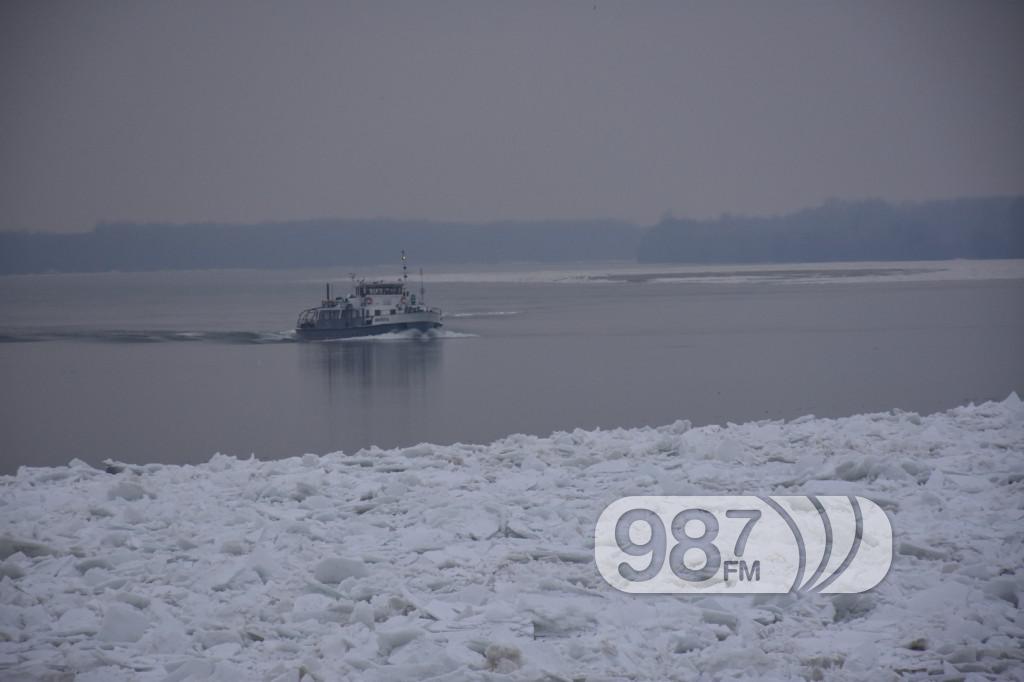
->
[295, 320, 441, 341]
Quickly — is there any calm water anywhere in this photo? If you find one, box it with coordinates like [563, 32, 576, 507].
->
[1, 261, 1022, 472]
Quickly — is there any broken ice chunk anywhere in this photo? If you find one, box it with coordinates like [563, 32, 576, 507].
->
[313, 557, 369, 584]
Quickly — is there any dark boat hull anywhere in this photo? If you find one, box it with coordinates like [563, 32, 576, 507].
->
[295, 320, 441, 341]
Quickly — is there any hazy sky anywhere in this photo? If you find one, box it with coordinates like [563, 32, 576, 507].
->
[1, 1, 1022, 231]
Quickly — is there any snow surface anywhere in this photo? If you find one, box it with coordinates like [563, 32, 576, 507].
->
[1, 397, 1022, 681]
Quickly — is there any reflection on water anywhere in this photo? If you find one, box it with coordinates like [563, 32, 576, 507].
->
[299, 338, 443, 393]
[296, 339, 446, 454]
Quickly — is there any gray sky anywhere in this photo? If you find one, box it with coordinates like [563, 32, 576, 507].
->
[1, 1, 1022, 232]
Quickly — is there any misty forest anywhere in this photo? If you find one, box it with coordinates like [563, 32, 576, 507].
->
[2, 196, 1021, 274]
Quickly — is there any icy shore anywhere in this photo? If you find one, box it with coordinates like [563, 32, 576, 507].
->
[1, 397, 1022, 681]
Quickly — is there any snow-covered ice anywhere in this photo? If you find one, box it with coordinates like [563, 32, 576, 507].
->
[1, 397, 1022, 680]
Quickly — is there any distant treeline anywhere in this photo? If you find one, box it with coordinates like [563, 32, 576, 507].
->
[1, 197, 1021, 274]
[0, 220, 639, 274]
[639, 196, 1024, 263]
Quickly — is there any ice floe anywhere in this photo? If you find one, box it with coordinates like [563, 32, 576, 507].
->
[1, 396, 1021, 680]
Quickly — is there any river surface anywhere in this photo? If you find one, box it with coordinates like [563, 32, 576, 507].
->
[1, 259, 1022, 472]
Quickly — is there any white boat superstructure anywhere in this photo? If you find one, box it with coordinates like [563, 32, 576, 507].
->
[295, 252, 442, 340]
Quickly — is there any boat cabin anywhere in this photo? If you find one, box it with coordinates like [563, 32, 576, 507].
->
[355, 282, 406, 297]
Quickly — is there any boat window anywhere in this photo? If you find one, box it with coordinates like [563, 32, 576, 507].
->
[374, 310, 381, 316]
[390, 309, 396, 315]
